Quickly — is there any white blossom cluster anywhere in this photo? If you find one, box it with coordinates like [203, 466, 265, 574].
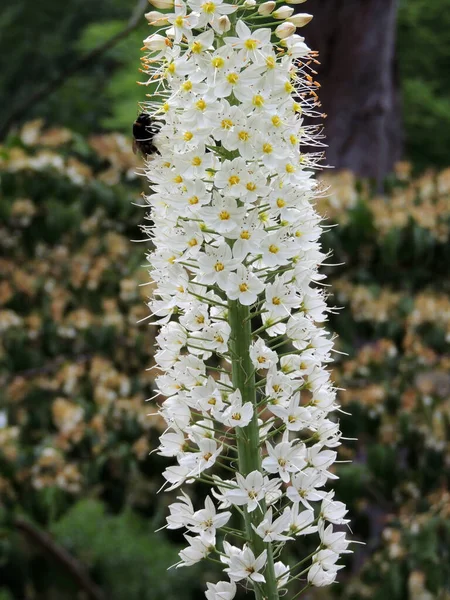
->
[140, 1, 351, 597]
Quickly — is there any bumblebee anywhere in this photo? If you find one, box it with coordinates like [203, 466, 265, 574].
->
[132, 112, 162, 156]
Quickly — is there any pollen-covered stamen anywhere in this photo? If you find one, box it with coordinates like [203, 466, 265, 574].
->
[212, 56, 225, 68]
[202, 1, 216, 13]
[196, 99, 207, 111]
[244, 38, 258, 51]
[221, 118, 234, 130]
[252, 94, 264, 107]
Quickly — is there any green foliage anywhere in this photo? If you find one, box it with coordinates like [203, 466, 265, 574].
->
[75, 21, 148, 131]
[398, 0, 450, 169]
[0, 0, 148, 136]
[52, 499, 203, 600]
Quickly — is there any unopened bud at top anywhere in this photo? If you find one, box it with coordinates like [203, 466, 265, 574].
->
[258, 1, 276, 15]
[243, 0, 256, 7]
[145, 11, 169, 25]
[272, 6, 294, 19]
[286, 0, 308, 4]
[147, 0, 174, 8]
[289, 13, 313, 27]
[217, 15, 231, 32]
[275, 21, 296, 39]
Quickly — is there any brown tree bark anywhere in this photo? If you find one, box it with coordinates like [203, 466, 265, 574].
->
[302, 0, 402, 185]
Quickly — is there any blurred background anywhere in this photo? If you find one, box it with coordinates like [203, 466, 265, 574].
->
[0, 0, 449, 599]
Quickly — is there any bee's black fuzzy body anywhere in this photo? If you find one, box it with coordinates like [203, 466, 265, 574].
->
[132, 113, 162, 157]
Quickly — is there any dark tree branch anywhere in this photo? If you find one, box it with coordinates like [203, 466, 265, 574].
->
[14, 516, 106, 600]
[0, 0, 148, 140]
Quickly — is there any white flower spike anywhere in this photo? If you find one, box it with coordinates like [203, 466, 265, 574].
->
[139, 1, 352, 597]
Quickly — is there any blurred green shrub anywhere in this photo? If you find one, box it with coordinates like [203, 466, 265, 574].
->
[51, 499, 203, 600]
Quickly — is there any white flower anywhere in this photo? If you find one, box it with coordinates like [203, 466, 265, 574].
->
[219, 389, 254, 428]
[253, 507, 292, 542]
[178, 534, 214, 567]
[224, 21, 272, 61]
[287, 471, 328, 509]
[288, 503, 317, 536]
[318, 522, 351, 554]
[167, 491, 195, 529]
[319, 492, 350, 525]
[249, 338, 278, 370]
[196, 244, 240, 290]
[225, 265, 265, 306]
[307, 562, 340, 587]
[262, 436, 306, 482]
[222, 470, 278, 513]
[225, 545, 267, 583]
[205, 580, 237, 600]
[189, 496, 231, 540]
[188, 0, 237, 30]
[162, 465, 194, 491]
[269, 394, 312, 431]
[201, 194, 247, 234]
[274, 561, 290, 588]
[158, 429, 186, 457]
[180, 437, 223, 477]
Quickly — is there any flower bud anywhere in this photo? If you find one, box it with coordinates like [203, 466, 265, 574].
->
[143, 33, 168, 51]
[145, 11, 169, 25]
[217, 15, 231, 32]
[272, 6, 294, 19]
[258, 1, 276, 15]
[275, 22, 296, 39]
[289, 13, 313, 27]
[147, 0, 173, 8]
[286, 0, 308, 3]
[243, 0, 256, 7]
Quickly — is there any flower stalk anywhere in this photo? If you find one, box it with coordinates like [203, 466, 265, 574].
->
[139, 0, 353, 597]
[229, 299, 278, 599]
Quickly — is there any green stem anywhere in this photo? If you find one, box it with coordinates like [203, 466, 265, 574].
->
[228, 299, 279, 600]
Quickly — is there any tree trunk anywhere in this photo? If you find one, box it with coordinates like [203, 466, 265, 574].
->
[303, 0, 402, 185]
